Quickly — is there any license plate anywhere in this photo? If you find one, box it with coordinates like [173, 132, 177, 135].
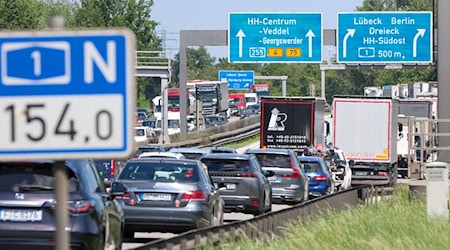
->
[354, 171, 368, 176]
[226, 183, 236, 190]
[141, 193, 172, 201]
[268, 176, 277, 181]
[0, 209, 43, 222]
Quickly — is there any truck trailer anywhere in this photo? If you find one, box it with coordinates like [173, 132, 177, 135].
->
[260, 97, 326, 151]
[333, 96, 398, 186]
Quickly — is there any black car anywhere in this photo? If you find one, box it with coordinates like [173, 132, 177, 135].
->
[94, 159, 116, 187]
[200, 153, 273, 216]
[0, 160, 124, 250]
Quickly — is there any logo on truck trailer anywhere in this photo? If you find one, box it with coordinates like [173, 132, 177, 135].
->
[267, 108, 287, 131]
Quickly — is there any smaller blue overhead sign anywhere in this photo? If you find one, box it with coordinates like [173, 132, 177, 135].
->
[218, 70, 254, 90]
[337, 11, 433, 63]
[228, 12, 322, 63]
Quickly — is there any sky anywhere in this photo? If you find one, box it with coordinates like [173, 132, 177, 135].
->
[151, 0, 364, 59]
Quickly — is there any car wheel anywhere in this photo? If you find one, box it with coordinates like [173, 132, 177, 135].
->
[115, 227, 123, 250]
[124, 229, 134, 239]
[265, 194, 272, 212]
[328, 181, 335, 195]
[210, 210, 216, 227]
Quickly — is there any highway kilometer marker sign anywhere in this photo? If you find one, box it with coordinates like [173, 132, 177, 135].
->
[0, 30, 136, 160]
[337, 11, 432, 63]
[228, 12, 322, 63]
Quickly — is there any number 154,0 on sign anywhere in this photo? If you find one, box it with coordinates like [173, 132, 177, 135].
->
[0, 95, 124, 152]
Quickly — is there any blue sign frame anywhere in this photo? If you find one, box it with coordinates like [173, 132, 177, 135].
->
[228, 12, 323, 63]
[337, 11, 433, 63]
[0, 30, 136, 160]
[218, 70, 254, 90]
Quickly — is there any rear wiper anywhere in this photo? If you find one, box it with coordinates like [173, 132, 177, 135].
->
[18, 185, 53, 192]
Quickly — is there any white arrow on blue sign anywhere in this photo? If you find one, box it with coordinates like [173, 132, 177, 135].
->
[218, 70, 254, 90]
[337, 11, 433, 63]
[0, 30, 136, 160]
[228, 12, 323, 63]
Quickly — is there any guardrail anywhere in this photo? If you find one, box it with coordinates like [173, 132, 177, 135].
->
[134, 185, 393, 250]
[161, 115, 260, 150]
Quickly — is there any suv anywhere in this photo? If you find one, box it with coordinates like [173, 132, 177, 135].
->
[245, 148, 309, 204]
[0, 160, 124, 249]
[200, 153, 273, 216]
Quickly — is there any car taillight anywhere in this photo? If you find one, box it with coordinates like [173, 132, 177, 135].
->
[378, 172, 389, 177]
[241, 173, 257, 178]
[282, 159, 301, 179]
[110, 159, 116, 176]
[313, 175, 328, 181]
[67, 200, 92, 214]
[116, 192, 131, 200]
[180, 190, 206, 202]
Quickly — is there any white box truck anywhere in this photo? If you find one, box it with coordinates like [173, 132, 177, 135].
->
[333, 96, 398, 186]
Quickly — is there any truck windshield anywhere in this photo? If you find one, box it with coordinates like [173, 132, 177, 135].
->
[197, 91, 217, 101]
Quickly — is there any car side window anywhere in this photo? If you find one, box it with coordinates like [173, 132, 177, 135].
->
[251, 158, 264, 174]
[85, 160, 106, 193]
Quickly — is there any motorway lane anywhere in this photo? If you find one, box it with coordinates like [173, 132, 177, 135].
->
[122, 204, 290, 250]
[122, 140, 274, 249]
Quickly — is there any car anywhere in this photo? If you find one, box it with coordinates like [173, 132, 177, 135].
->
[138, 152, 186, 159]
[247, 103, 261, 114]
[323, 148, 352, 190]
[204, 115, 227, 128]
[200, 153, 273, 216]
[0, 160, 124, 249]
[239, 107, 256, 119]
[245, 148, 309, 204]
[111, 158, 224, 236]
[94, 159, 116, 188]
[134, 126, 157, 144]
[168, 147, 212, 160]
[298, 156, 335, 197]
[133, 145, 166, 158]
[228, 104, 240, 116]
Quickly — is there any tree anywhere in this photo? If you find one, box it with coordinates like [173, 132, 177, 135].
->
[0, 0, 47, 29]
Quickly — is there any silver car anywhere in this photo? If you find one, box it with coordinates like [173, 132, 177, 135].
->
[245, 148, 309, 204]
[111, 158, 224, 238]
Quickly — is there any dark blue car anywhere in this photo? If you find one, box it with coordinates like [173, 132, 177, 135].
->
[298, 156, 335, 197]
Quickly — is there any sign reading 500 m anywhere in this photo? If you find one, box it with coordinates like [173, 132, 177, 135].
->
[0, 30, 136, 160]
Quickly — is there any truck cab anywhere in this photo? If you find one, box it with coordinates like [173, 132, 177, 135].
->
[229, 93, 246, 110]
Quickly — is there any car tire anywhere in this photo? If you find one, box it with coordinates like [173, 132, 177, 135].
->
[124, 229, 134, 239]
[97, 231, 105, 250]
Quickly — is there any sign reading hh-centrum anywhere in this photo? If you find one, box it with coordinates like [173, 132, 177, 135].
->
[337, 11, 433, 63]
[0, 30, 136, 160]
[228, 12, 322, 63]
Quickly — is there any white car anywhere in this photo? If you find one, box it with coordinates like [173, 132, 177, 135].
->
[332, 148, 352, 190]
[138, 152, 186, 159]
[134, 126, 156, 145]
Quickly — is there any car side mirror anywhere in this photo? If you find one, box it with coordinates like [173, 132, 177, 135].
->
[264, 170, 275, 177]
[110, 182, 126, 197]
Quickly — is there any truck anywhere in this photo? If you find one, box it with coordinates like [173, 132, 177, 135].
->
[396, 99, 433, 177]
[260, 96, 326, 151]
[333, 96, 398, 186]
[187, 80, 229, 117]
[151, 88, 195, 118]
[249, 83, 270, 101]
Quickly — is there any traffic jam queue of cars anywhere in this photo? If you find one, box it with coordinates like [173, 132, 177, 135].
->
[0, 145, 350, 248]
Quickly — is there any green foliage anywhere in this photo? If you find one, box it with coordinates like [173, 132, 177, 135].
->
[0, 0, 48, 29]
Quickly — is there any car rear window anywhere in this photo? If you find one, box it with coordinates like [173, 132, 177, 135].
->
[0, 162, 80, 192]
[94, 160, 112, 178]
[254, 154, 292, 168]
[299, 162, 324, 173]
[136, 147, 163, 155]
[119, 162, 199, 182]
[178, 152, 203, 160]
[201, 159, 250, 172]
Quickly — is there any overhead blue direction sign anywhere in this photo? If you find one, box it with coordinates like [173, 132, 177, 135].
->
[228, 12, 322, 63]
[218, 70, 254, 90]
[337, 11, 432, 63]
[0, 30, 136, 160]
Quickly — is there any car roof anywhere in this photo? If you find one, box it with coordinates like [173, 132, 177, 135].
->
[138, 145, 164, 149]
[126, 158, 199, 164]
[169, 147, 212, 154]
[200, 153, 252, 160]
[298, 156, 324, 162]
[245, 148, 293, 154]
[202, 147, 237, 153]
[139, 152, 185, 158]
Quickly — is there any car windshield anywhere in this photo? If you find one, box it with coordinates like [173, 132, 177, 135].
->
[254, 154, 292, 168]
[119, 162, 199, 182]
[135, 128, 145, 136]
[0, 162, 80, 192]
[201, 159, 250, 172]
[299, 162, 323, 172]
